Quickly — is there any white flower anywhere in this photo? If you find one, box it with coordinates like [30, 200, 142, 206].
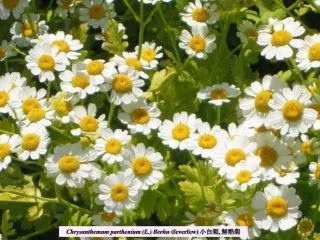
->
[120, 143, 165, 190]
[296, 34, 320, 71]
[236, 21, 258, 43]
[300, 134, 320, 156]
[179, 25, 216, 59]
[26, 43, 68, 82]
[269, 162, 300, 185]
[100, 66, 145, 105]
[186, 122, 229, 159]
[227, 123, 250, 139]
[10, 13, 49, 47]
[257, 17, 305, 60]
[59, 63, 99, 99]
[252, 183, 302, 232]
[309, 159, 320, 188]
[308, 98, 320, 130]
[0, 40, 16, 61]
[16, 123, 50, 161]
[226, 158, 261, 192]
[134, 42, 163, 70]
[45, 144, 101, 188]
[158, 111, 202, 150]
[239, 75, 287, 128]
[76, 59, 112, 85]
[197, 82, 240, 106]
[79, 0, 115, 29]
[224, 208, 261, 239]
[211, 136, 259, 176]
[0, 80, 21, 118]
[94, 129, 131, 164]
[71, 103, 107, 136]
[0, 134, 20, 171]
[0, 72, 27, 89]
[266, 85, 318, 137]
[181, 0, 219, 27]
[0, 0, 29, 20]
[281, 135, 307, 165]
[138, 0, 172, 4]
[92, 212, 120, 226]
[55, 0, 75, 19]
[94, 171, 142, 216]
[118, 97, 161, 135]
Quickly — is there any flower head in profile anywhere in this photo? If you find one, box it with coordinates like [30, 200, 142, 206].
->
[237, 21, 258, 43]
[0, 0, 30, 20]
[296, 34, 320, 72]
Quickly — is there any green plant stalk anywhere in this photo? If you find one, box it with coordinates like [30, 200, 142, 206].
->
[107, 103, 116, 128]
[306, 0, 320, 13]
[20, 222, 59, 240]
[144, 0, 162, 25]
[216, 106, 221, 125]
[46, 81, 51, 100]
[123, 0, 140, 23]
[0, 129, 14, 136]
[4, 59, 8, 72]
[313, 194, 320, 223]
[10, 44, 27, 57]
[137, 0, 145, 59]
[0, 187, 57, 203]
[287, 0, 301, 12]
[49, 126, 76, 142]
[25, 10, 37, 38]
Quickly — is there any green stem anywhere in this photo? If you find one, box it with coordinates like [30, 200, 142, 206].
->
[20, 222, 59, 240]
[4, 59, 8, 72]
[46, 81, 51, 100]
[287, 0, 301, 12]
[123, 0, 140, 23]
[10, 44, 27, 57]
[220, 43, 243, 64]
[0, 129, 15, 135]
[187, 151, 206, 203]
[216, 106, 221, 125]
[313, 194, 320, 223]
[49, 126, 76, 142]
[144, 0, 162, 25]
[107, 103, 116, 128]
[275, 232, 283, 240]
[306, 0, 320, 13]
[47, 0, 55, 11]
[137, 0, 144, 59]
[0, 187, 57, 203]
[25, 10, 37, 38]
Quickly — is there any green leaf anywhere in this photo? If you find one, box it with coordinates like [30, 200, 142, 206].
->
[102, 19, 127, 55]
[0, 186, 44, 203]
[70, 23, 89, 45]
[279, 70, 293, 82]
[1, 210, 15, 237]
[156, 196, 171, 221]
[136, 190, 160, 219]
[179, 181, 204, 211]
[27, 203, 44, 221]
[179, 165, 199, 182]
[146, 69, 177, 94]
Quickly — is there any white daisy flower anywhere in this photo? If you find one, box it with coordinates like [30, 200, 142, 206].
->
[236, 21, 258, 43]
[0, 80, 21, 118]
[266, 85, 318, 137]
[55, 0, 75, 19]
[0, 134, 20, 171]
[26, 43, 69, 83]
[138, 0, 172, 4]
[76, 59, 112, 85]
[180, 0, 219, 27]
[92, 212, 120, 226]
[197, 83, 241, 106]
[79, 0, 115, 29]
[0, 72, 27, 89]
[186, 122, 229, 159]
[94, 171, 142, 216]
[59, 63, 99, 99]
[296, 34, 320, 71]
[179, 25, 216, 59]
[16, 123, 50, 161]
[226, 158, 261, 192]
[257, 17, 305, 60]
[0, 0, 29, 20]
[183, 211, 209, 226]
[45, 144, 101, 188]
[227, 122, 250, 139]
[270, 162, 300, 185]
[120, 143, 165, 190]
[100, 66, 145, 105]
[239, 74, 287, 128]
[252, 183, 302, 232]
[158, 111, 202, 150]
[300, 134, 320, 156]
[94, 129, 131, 164]
[135, 42, 163, 70]
[281, 135, 307, 165]
[71, 103, 107, 136]
[211, 135, 259, 176]
[224, 208, 261, 239]
[10, 13, 49, 47]
[117, 97, 161, 135]
[309, 98, 320, 130]
[309, 159, 320, 188]
[0, 40, 16, 62]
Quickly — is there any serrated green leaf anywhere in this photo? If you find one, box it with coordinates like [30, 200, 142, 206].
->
[179, 181, 204, 211]
[179, 165, 199, 182]
[27, 203, 44, 221]
[136, 190, 160, 219]
[70, 23, 89, 45]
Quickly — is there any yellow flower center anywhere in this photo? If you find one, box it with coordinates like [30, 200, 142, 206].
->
[282, 100, 304, 122]
[172, 124, 190, 141]
[194, 216, 208, 226]
[255, 125, 269, 133]
[236, 170, 252, 183]
[191, 8, 209, 22]
[21, 134, 40, 151]
[72, 75, 89, 89]
[0, 143, 11, 161]
[0, 48, 6, 60]
[51, 40, 70, 53]
[225, 148, 246, 166]
[301, 141, 313, 155]
[79, 116, 98, 132]
[309, 104, 320, 120]
[110, 183, 128, 202]
[141, 49, 156, 62]
[198, 134, 217, 149]
[126, 58, 142, 71]
[0, 91, 9, 107]
[266, 197, 288, 218]
[38, 55, 55, 71]
[105, 139, 122, 155]
[256, 146, 278, 167]
[22, 98, 41, 114]
[86, 60, 104, 75]
[271, 30, 292, 47]
[309, 43, 320, 61]
[244, 28, 258, 40]
[100, 212, 116, 222]
[3, 0, 19, 9]
[210, 89, 228, 100]
[131, 108, 150, 124]
[22, 23, 38, 38]
[279, 169, 287, 177]
[189, 36, 206, 52]
[55, 101, 72, 117]
[297, 219, 314, 237]
[132, 157, 153, 177]
[89, 5, 105, 20]
[255, 90, 272, 113]
[27, 108, 46, 122]
[237, 214, 254, 227]
[58, 155, 80, 174]
[111, 74, 133, 94]
[63, 0, 73, 9]
[315, 164, 320, 180]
